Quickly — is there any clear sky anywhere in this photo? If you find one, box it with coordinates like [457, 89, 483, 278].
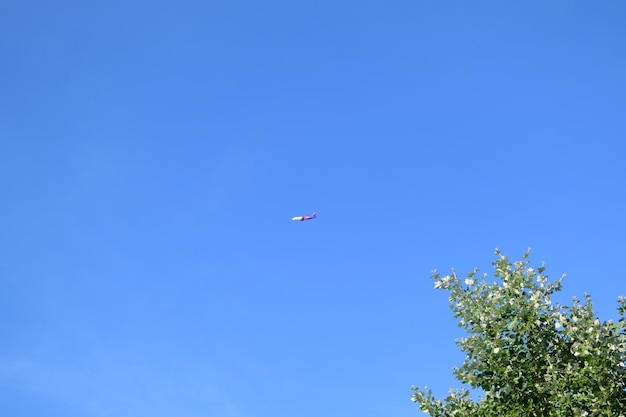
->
[1, 1, 625, 416]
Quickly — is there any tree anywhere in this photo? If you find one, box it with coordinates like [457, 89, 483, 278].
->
[411, 249, 626, 416]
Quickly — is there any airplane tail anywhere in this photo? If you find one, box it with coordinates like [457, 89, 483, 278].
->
[312, 212, 317, 218]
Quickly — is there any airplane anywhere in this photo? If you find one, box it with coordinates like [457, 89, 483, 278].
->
[291, 212, 317, 221]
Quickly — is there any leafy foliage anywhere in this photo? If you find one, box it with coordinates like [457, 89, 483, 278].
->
[411, 249, 626, 416]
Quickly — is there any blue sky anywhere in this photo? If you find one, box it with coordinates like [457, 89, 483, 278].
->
[1, 1, 625, 416]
